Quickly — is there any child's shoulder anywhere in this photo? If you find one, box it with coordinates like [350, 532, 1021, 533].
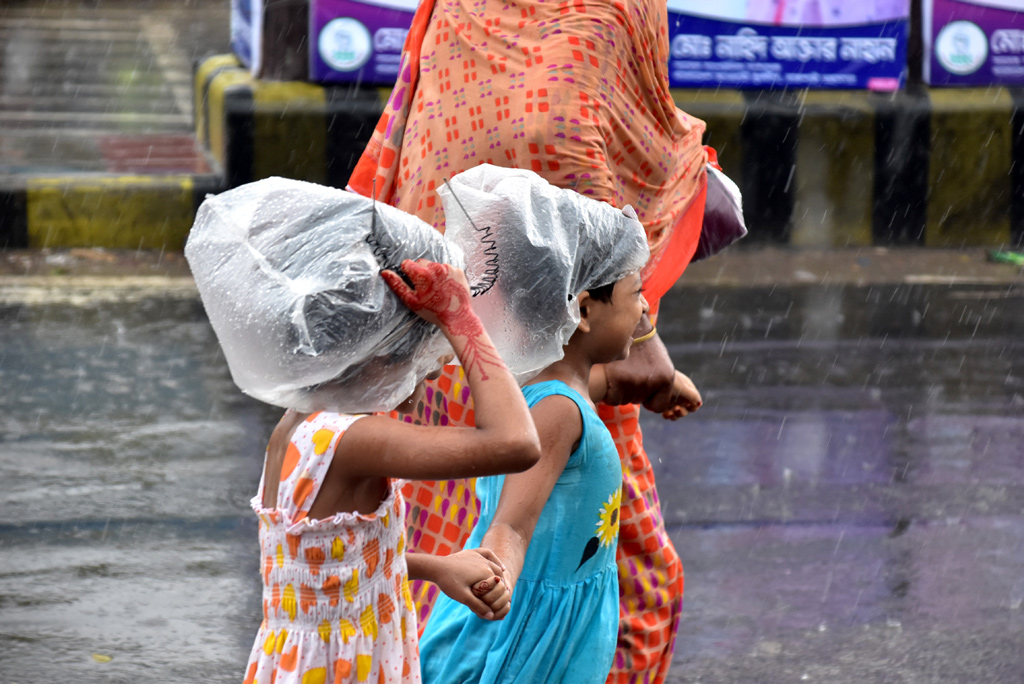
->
[295, 411, 363, 431]
[522, 380, 601, 463]
[523, 380, 593, 433]
[523, 379, 592, 415]
[270, 411, 364, 455]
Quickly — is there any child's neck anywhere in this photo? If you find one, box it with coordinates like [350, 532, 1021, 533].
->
[526, 346, 593, 401]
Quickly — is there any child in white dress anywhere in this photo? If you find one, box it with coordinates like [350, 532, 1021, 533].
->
[242, 259, 541, 684]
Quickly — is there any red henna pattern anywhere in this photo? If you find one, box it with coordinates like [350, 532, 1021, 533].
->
[383, 260, 505, 380]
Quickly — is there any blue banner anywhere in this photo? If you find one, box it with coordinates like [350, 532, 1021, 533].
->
[666, 13, 909, 90]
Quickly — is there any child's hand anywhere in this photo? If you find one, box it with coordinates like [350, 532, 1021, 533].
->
[381, 259, 472, 329]
[433, 548, 511, 621]
[469, 573, 511, 619]
[643, 370, 702, 420]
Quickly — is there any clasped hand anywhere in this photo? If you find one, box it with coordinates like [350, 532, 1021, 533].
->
[434, 548, 512, 621]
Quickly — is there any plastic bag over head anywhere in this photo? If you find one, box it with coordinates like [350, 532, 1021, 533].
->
[439, 164, 650, 383]
[185, 177, 463, 413]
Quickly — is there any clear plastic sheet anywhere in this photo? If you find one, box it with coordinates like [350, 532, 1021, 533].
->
[440, 164, 650, 383]
[185, 177, 462, 413]
[186, 168, 649, 412]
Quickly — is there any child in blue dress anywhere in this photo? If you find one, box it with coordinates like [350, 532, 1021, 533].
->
[418, 269, 649, 683]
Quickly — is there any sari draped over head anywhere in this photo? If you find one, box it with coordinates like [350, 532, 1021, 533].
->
[349, 0, 708, 306]
[355, 1, 707, 681]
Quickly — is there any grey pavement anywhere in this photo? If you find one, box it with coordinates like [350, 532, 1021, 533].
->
[3, 2, 1024, 681]
[1, 246, 1023, 682]
[653, 256, 1024, 683]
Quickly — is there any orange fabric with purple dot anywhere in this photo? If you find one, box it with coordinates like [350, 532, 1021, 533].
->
[349, 0, 708, 297]
[356, 0, 707, 678]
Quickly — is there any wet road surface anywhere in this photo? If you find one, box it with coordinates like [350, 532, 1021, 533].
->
[1, 249, 1022, 682]
[654, 278, 1024, 683]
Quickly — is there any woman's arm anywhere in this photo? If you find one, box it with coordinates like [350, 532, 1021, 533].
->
[341, 260, 541, 481]
[592, 314, 702, 417]
[477, 394, 582, 593]
[596, 313, 675, 406]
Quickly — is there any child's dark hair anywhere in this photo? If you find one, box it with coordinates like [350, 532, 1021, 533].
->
[587, 281, 616, 303]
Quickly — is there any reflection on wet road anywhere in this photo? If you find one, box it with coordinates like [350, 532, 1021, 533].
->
[1, 279, 1022, 682]
[1, 296, 276, 681]
[655, 283, 1024, 682]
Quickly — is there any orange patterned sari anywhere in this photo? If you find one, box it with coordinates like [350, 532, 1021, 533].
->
[355, 0, 706, 680]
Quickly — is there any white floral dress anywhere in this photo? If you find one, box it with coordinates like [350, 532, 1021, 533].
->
[244, 412, 420, 684]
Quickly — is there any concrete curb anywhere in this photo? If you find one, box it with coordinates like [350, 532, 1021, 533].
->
[195, 54, 386, 190]
[0, 174, 223, 250]
[196, 54, 1024, 249]
[669, 87, 1023, 248]
[7, 55, 1024, 251]
[2, 245, 1019, 291]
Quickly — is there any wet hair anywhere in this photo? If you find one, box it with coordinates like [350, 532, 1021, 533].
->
[586, 281, 616, 303]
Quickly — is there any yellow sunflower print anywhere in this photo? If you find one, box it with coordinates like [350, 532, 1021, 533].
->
[595, 488, 622, 547]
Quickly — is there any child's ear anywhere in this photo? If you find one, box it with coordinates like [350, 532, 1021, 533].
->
[576, 291, 593, 333]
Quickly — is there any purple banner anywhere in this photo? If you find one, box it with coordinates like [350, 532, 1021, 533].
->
[924, 0, 1024, 86]
[666, 13, 908, 90]
[310, 0, 415, 85]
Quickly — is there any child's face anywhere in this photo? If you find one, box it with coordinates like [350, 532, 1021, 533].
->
[589, 272, 648, 363]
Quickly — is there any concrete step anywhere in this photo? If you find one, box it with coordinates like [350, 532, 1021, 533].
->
[0, 1, 227, 250]
[0, 174, 223, 250]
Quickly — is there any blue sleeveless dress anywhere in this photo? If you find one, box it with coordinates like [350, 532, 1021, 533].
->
[419, 380, 622, 683]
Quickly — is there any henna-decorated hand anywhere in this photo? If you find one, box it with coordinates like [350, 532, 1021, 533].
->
[382, 259, 472, 330]
[383, 259, 504, 381]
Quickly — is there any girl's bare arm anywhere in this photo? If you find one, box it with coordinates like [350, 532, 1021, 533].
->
[476, 394, 582, 593]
